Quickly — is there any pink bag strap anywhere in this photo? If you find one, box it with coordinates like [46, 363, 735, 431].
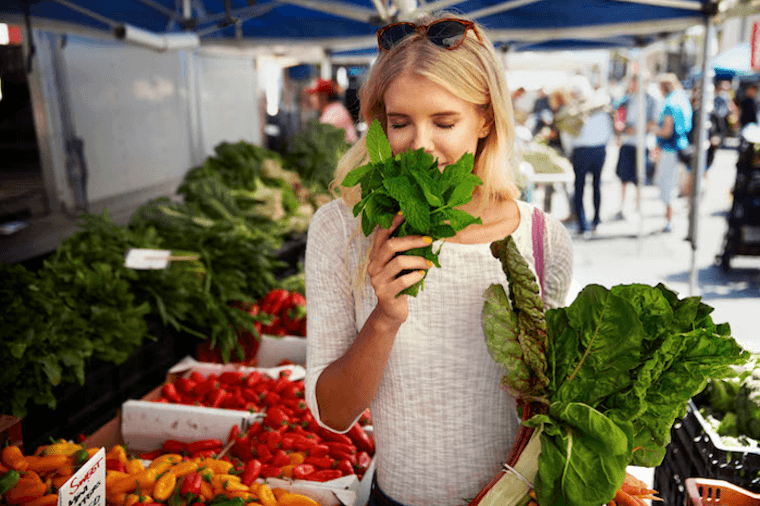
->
[531, 207, 546, 299]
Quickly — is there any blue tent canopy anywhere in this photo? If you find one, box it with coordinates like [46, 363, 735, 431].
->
[0, 0, 709, 51]
[712, 42, 759, 79]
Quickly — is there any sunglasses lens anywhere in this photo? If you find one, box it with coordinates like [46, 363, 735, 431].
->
[426, 20, 468, 49]
[378, 24, 417, 50]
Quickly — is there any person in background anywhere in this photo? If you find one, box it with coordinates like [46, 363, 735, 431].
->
[651, 73, 692, 234]
[568, 88, 614, 237]
[304, 12, 573, 506]
[739, 83, 758, 129]
[305, 78, 359, 143]
[612, 74, 658, 220]
[681, 84, 721, 198]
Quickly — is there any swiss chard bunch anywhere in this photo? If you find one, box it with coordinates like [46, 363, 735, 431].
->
[341, 119, 483, 296]
[482, 235, 750, 506]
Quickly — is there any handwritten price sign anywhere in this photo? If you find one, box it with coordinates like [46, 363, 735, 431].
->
[58, 448, 106, 506]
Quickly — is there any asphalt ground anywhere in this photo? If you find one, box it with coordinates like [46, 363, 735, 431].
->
[536, 143, 760, 354]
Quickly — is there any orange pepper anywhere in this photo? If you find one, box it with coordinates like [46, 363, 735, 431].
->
[166, 461, 197, 477]
[152, 471, 176, 502]
[148, 455, 182, 469]
[4, 478, 48, 505]
[108, 468, 158, 495]
[278, 493, 321, 506]
[123, 493, 153, 506]
[25, 455, 72, 475]
[271, 488, 289, 500]
[194, 458, 233, 475]
[199, 481, 214, 502]
[279, 465, 295, 478]
[106, 447, 128, 467]
[124, 459, 145, 475]
[226, 491, 257, 501]
[50, 467, 74, 490]
[2, 446, 29, 472]
[108, 492, 128, 506]
[288, 452, 306, 466]
[85, 448, 100, 459]
[212, 474, 247, 495]
[22, 493, 58, 506]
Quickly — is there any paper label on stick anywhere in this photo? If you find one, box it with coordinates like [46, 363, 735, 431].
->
[124, 248, 172, 269]
[58, 448, 106, 506]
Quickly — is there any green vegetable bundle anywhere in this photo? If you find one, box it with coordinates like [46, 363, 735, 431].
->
[340, 119, 483, 296]
[479, 236, 750, 506]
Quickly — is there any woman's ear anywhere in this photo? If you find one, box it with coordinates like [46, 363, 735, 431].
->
[479, 120, 493, 139]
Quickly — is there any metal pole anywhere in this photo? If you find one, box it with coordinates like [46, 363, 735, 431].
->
[688, 15, 713, 296]
[636, 49, 647, 244]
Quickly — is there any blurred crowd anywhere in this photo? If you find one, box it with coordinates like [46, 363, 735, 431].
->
[510, 72, 760, 238]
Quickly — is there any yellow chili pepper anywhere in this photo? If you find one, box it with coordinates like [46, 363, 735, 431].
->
[106, 446, 129, 467]
[1, 446, 29, 472]
[124, 494, 143, 506]
[212, 474, 247, 495]
[125, 459, 145, 475]
[41, 443, 82, 457]
[148, 455, 182, 469]
[108, 468, 159, 496]
[196, 468, 214, 481]
[277, 493, 321, 506]
[86, 448, 100, 459]
[226, 491, 256, 501]
[199, 481, 214, 502]
[50, 467, 74, 490]
[147, 461, 174, 476]
[4, 478, 48, 505]
[152, 471, 176, 502]
[167, 461, 198, 478]
[271, 488, 289, 501]
[255, 484, 277, 506]
[194, 458, 233, 475]
[25, 455, 72, 475]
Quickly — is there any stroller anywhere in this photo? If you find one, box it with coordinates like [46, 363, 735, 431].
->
[718, 126, 760, 271]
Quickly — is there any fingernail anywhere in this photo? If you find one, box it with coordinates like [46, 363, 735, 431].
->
[422, 236, 432, 244]
[426, 260, 433, 267]
[418, 270, 426, 276]
[397, 210, 403, 216]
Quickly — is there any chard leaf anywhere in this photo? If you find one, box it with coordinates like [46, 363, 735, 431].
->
[366, 119, 392, 163]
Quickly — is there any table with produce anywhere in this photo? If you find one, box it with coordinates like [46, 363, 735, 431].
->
[0, 119, 754, 506]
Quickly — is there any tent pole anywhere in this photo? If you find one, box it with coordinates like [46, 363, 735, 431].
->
[688, 14, 713, 296]
[636, 49, 646, 244]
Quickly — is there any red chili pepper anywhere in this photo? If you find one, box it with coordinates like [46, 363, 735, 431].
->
[304, 469, 343, 482]
[331, 451, 357, 465]
[245, 371, 264, 388]
[318, 428, 354, 446]
[259, 289, 290, 316]
[106, 458, 126, 473]
[208, 389, 229, 409]
[263, 407, 289, 428]
[259, 464, 283, 479]
[271, 449, 291, 468]
[232, 437, 254, 462]
[359, 409, 372, 426]
[139, 449, 164, 460]
[219, 371, 245, 386]
[309, 444, 330, 458]
[255, 443, 273, 463]
[325, 442, 357, 456]
[162, 439, 189, 454]
[174, 377, 197, 395]
[292, 464, 316, 480]
[186, 439, 223, 455]
[189, 371, 205, 383]
[347, 423, 375, 454]
[305, 456, 335, 470]
[356, 451, 372, 470]
[191, 450, 217, 459]
[227, 425, 240, 444]
[336, 459, 354, 476]
[265, 430, 282, 452]
[239, 460, 262, 486]
[162, 383, 182, 403]
[180, 472, 203, 496]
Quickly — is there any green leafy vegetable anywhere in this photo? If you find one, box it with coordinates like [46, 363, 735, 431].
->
[482, 235, 750, 506]
[341, 119, 483, 296]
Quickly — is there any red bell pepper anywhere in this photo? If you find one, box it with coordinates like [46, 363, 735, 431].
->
[180, 472, 203, 496]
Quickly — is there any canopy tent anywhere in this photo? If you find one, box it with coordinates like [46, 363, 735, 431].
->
[0, 0, 710, 53]
[712, 42, 760, 78]
[0, 0, 718, 296]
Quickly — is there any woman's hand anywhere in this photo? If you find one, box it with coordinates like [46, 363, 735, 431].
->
[367, 213, 432, 325]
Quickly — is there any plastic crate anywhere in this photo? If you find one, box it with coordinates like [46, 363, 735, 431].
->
[686, 478, 760, 506]
[654, 400, 760, 506]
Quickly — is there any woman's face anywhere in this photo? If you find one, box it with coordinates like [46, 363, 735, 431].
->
[383, 72, 488, 171]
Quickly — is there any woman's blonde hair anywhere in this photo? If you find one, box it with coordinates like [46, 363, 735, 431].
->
[332, 11, 520, 209]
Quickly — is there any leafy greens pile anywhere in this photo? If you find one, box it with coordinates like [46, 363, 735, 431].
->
[340, 119, 483, 296]
[483, 236, 749, 506]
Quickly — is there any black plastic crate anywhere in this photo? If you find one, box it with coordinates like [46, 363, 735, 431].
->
[654, 400, 760, 506]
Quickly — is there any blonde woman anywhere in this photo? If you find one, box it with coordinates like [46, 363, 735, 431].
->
[304, 13, 573, 506]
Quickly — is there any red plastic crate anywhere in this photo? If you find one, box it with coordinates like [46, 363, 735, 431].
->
[686, 478, 760, 506]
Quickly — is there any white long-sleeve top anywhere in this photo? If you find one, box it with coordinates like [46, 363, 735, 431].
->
[304, 198, 573, 506]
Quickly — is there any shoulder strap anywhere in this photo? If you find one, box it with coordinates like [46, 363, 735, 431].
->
[531, 207, 546, 299]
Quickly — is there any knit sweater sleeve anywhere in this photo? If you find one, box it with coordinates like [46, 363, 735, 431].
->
[303, 200, 365, 433]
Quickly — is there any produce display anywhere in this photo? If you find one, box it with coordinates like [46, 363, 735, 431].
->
[472, 235, 749, 506]
[340, 119, 483, 296]
[0, 440, 326, 506]
[150, 368, 375, 483]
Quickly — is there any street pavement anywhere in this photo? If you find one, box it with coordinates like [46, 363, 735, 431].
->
[536, 143, 760, 354]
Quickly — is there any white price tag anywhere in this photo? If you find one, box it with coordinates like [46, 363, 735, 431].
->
[57, 448, 106, 506]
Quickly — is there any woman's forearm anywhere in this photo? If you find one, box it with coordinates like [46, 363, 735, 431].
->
[315, 306, 402, 431]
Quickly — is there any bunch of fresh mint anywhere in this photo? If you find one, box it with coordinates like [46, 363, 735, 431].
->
[340, 119, 483, 296]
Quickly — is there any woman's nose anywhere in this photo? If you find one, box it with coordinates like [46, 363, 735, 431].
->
[410, 126, 432, 153]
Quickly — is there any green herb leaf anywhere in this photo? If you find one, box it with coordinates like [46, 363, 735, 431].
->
[366, 119, 392, 164]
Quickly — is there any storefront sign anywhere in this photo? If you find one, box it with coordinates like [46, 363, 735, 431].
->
[58, 448, 106, 506]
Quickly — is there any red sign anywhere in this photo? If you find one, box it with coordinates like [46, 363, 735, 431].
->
[752, 21, 760, 72]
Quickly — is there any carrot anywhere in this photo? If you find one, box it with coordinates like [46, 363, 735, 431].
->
[614, 488, 647, 506]
[620, 472, 657, 497]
